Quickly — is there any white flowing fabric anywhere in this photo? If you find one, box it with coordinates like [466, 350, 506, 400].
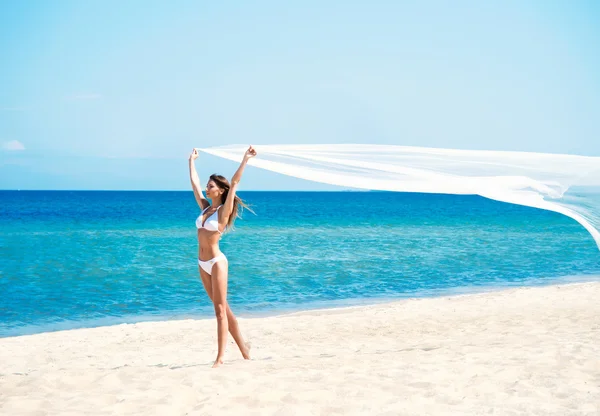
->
[199, 144, 600, 250]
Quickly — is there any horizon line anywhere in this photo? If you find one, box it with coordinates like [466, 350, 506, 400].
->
[0, 188, 371, 192]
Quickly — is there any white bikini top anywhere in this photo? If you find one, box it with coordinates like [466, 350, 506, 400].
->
[196, 205, 225, 234]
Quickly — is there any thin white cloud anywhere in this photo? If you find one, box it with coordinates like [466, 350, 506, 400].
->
[2, 140, 26, 151]
[66, 93, 102, 101]
[0, 106, 29, 112]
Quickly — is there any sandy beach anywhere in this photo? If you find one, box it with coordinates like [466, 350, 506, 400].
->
[1, 282, 599, 415]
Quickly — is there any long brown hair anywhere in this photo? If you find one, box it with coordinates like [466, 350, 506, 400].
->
[210, 174, 254, 231]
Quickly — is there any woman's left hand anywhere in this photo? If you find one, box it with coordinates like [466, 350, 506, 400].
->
[244, 145, 257, 159]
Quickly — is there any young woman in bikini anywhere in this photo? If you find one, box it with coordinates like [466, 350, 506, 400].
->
[189, 145, 256, 367]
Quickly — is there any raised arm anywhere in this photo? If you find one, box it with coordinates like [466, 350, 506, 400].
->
[189, 149, 209, 210]
[222, 145, 257, 219]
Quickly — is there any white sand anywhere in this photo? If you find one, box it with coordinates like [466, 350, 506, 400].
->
[1, 282, 599, 416]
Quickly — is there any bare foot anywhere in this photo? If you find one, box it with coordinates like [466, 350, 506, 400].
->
[242, 342, 252, 360]
[212, 358, 224, 368]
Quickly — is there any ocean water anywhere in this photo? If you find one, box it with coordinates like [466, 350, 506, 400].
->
[1, 190, 599, 337]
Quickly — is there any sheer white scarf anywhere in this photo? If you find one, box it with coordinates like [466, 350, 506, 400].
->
[199, 144, 600, 250]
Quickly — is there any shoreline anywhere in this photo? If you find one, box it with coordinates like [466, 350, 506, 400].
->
[3, 274, 600, 339]
[2, 274, 600, 339]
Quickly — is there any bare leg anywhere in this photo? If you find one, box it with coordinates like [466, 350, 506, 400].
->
[199, 266, 250, 359]
[211, 260, 228, 367]
[226, 305, 251, 359]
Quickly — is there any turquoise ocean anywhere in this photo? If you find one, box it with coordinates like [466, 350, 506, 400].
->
[1, 190, 599, 337]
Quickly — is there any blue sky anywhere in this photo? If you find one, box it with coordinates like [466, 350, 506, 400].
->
[1, 0, 599, 190]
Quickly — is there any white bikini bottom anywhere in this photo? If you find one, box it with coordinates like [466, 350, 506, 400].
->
[198, 254, 227, 275]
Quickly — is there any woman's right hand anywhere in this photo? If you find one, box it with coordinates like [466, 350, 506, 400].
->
[189, 148, 199, 161]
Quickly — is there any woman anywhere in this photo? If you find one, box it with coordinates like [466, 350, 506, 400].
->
[189, 145, 256, 367]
